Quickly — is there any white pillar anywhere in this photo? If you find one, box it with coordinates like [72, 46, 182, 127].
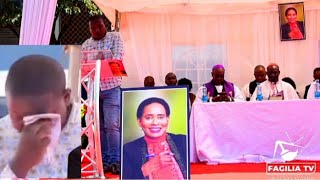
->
[65, 45, 81, 103]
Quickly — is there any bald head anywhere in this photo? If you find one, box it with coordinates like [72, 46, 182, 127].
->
[254, 65, 265, 72]
[211, 67, 225, 85]
[254, 65, 266, 83]
[267, 63, 279, 70]
[267, 63, 280, 83]
[5, 55, 66, 97]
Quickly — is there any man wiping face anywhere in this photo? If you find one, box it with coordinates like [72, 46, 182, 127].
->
[5, 55, 72, 132]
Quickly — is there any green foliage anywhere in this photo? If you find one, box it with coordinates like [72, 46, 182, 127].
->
[0, 0, 22, 27]
[56, 0, 81, 17]
[56, 0, 102, 17]
[0, 0, 102, 27]
[83, 0, 103, 16]
[1, 0, 103, 40]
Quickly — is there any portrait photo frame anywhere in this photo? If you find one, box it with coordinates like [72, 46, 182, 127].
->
[278, 2, 306, 41]
[120, 86, 190, 180]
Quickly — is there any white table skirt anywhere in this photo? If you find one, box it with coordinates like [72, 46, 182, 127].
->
[190, 100, 320, 164]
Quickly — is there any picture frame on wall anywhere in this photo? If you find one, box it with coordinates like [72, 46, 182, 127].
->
[278, 2, 306, 41]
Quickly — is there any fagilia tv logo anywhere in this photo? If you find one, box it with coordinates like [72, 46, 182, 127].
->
[266, 132, 316, 175]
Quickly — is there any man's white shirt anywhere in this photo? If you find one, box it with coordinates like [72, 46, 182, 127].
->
[0, 102, 81, 178]
[307, 81, 317, 99]
[250, 80, 299, 101]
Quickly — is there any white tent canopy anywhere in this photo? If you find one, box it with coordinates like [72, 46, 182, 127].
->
[94, 0, 320, 20]
[94, 0, 320, 28]
[19, 0, 320, 94]
[91, 0, 320, 94]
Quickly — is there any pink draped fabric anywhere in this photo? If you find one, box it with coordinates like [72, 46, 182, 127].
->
[19, 0, 58, 45]
[120, 10, 320, 93]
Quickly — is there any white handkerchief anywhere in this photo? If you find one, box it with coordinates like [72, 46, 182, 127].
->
[22, 113, 61, 165]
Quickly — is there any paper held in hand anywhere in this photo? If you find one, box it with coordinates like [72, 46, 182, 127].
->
[81, 49, 128, 78]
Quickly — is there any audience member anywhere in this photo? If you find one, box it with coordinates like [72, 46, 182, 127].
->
[304, 67, 320, 99]
[306, 67, 320, 99]
[196, 64, 244, 102]
[178, 78, 196, 107]
[241, 65, 267, 101]
[282, 77, 300, 98]
[165, 72, 177, 86]
[144, 76, 155, 87]
[250, 63, 299, 101]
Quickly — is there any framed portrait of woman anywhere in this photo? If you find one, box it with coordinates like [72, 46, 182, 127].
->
[120, 86, 190, 180]
[278, 2, 306, 41]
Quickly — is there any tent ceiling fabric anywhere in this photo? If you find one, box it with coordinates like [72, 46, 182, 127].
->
[93, 0, 320, 15]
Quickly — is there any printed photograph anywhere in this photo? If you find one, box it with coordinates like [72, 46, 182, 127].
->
[108, 60, 127, 77]
[279, 2, 306, 41]
[81, 50, 127, 78]
[120, 86, 190, 179]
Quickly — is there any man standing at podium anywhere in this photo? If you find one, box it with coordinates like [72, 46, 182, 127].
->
[82, 15, 124, 174]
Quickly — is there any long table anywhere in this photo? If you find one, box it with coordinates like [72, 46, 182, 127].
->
[190, 100, 320, 164]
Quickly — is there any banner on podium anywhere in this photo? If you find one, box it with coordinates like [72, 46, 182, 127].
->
[81, 50, 127, 79]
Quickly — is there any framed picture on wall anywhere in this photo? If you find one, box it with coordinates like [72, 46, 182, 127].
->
[278, 2, 306, 41]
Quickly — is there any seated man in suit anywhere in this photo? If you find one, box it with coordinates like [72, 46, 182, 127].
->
[241, 65, 267, 101]
[250, 63, 299, 101]
[196, 64, 244, 102]
[304, 67, 320, 99]
[306, 67, 320, 99]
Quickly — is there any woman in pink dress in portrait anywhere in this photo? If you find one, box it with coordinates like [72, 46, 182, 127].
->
[281, 7, 305, 40]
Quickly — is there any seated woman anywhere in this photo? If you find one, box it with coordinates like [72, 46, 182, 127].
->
[122, 97, 187, 179]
